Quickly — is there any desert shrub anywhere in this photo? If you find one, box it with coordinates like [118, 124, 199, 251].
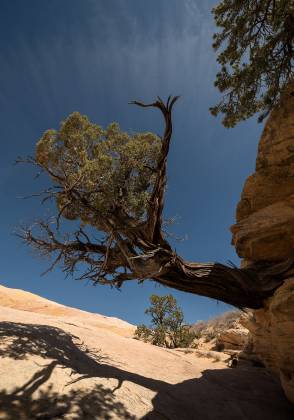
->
[134, 294, 195, 349]
[203, 333, 215, 343]
[134, 324, 153, 343]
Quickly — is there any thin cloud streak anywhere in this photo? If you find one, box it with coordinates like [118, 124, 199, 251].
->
[0, 0, 261, 323]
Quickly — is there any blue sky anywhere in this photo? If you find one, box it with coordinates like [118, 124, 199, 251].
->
[0, 0, 263, 325]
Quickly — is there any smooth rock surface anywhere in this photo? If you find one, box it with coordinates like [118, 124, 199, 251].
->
[0, 284, 293, 419]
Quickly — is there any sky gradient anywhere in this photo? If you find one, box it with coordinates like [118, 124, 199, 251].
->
[0, 0, 263, 325]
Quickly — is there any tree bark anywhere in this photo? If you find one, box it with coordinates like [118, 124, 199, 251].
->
[153, 259, 293, 309]
[123, 243, 293, 309]
[20, 96, 294, 310]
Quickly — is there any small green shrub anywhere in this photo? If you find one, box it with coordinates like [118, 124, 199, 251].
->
[134, 294, 195, 348]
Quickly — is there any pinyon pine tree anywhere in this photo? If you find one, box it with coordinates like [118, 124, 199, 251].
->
[210, 0, 294, 127]
[134, 294, 195, 348]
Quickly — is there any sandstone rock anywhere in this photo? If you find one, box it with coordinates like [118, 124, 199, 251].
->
[0, 284, 136, 338]
[231, 83, 294, 404]
[231, 85, 294, 262]
[231, 197, 294, 261]
[1, 285, 293, 418]
[191, 311, 251, 353]
[216, 324, 249, 351]
[240, 279, 294, 404]
[174, 348, 229, 363]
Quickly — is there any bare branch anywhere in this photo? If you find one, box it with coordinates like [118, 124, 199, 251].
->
[131, 96, 180, 245]
[17, 97, 294, 309]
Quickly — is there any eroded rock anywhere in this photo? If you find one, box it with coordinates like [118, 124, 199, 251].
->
[241, 279, 294, 403]
[231, 84, 294, 404]
[216, 324, 249, 351]
[231, 85, 294, 262]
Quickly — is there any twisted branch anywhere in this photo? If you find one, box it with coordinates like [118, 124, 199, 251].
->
[18, 97, 294, 309]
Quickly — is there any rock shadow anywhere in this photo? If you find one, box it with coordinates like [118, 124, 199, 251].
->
[0, 381, 135, 419]
[142, 366, 294, 420]
[0, 321, 293, 419]
[0, 321, 108, 382]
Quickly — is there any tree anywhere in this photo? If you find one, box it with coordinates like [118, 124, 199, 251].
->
[134, 294, 195, 348]
[210, 0, 294, 127]
[18, 97, 293, 310]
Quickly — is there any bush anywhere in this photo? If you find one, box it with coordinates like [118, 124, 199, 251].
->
[134, 294, 195, 349]
[134, 324, 153, 343]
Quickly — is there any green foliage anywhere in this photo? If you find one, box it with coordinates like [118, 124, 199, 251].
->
[134, 324, 153, 342]
[210, 0, 294, 127]
[36, 112, 161, 224]
[134, 294, 196, 348]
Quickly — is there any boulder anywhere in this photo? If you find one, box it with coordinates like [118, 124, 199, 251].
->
[216, 324, 249, 351]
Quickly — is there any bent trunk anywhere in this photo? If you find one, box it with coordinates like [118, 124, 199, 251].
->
[139, 250, 293, 308]
[21, 95, 294, 311]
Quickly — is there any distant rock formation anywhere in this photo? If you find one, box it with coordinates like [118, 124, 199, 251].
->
[231, 85, 294, 403]
[216, 324, 249, 352]
[191, 311, 250, 353]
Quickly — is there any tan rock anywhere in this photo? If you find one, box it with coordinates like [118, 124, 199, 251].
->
[231, 83, 294, 404]
[241, 279, 294, 403]
[216, 325, 249, 351]
[231, 196, 294, 261]
[0, 284, 136, 338]
[0, 284, 293, 418]
[231, 85, 294, 261]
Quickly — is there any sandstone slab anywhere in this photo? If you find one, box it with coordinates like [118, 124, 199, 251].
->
[0, 285, 293, 419]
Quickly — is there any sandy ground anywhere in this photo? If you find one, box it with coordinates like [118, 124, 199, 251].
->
[0, 285, 293, 419]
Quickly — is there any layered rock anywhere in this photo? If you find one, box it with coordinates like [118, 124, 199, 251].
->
[241, 280, 294, 403]
[231, 85, 294, 262]
[216, 323, 249, 351]
[231, 85, 294, 403]
[191, 311, 250, 353]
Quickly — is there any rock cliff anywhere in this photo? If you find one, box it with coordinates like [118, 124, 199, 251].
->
[231, 85, 294, 403]
[241, 280, 294, 403]
[231, 84, 294, 263]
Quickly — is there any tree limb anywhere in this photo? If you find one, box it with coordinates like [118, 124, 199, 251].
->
[18, 96, 294, 309]
[130, 96, 179, 245]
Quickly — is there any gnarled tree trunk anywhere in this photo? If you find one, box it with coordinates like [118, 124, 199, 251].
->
[20, 95, 294, 310]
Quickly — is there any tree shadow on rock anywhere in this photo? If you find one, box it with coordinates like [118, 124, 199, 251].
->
[0, 321, 165, 391]
[0, 322, 293, 420]
[0, 321, 109, 383]
[0, 382, 135, 420]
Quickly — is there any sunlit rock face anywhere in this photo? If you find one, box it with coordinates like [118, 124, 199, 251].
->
[216, 325, 249, 352]
[232, 85, 294, 403]
[231, 84, 294, 262]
